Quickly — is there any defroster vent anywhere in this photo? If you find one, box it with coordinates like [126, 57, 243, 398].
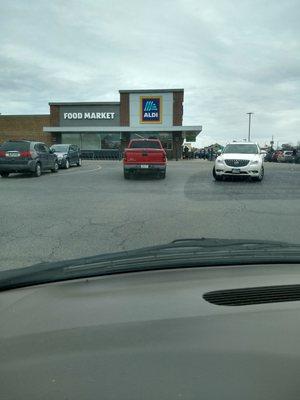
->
[203, 284, 300, 306]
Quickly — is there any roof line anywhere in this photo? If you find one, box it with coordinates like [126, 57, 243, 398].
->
[49, 102, 120, 106]
[119, 89, 184, 93]
[0, 114, 49, 117]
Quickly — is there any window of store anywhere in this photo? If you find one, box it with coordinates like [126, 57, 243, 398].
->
[61, 133, 81, 148]
[159, 133, 173, 150]
[101, 133, 121, 149]
[61, 133, 121, 150]
[81, 134, 101, 150]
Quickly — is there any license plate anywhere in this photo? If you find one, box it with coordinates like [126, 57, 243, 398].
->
[141, 165, 148, 169]
[6, 152, 20, 157]
[232, 168, 240, 174]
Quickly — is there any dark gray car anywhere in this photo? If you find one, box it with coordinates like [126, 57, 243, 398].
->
[50, 144, 82, 169]
[0, 140, 59, 178]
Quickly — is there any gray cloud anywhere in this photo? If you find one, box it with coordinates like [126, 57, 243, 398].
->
[1, 0, 299, 146]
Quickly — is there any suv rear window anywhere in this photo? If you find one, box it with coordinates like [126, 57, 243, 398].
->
[0, 141, 30, 151]
[130, 141, 161, 149]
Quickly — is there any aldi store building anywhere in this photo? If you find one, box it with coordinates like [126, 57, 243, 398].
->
[1, 89, 202, 159]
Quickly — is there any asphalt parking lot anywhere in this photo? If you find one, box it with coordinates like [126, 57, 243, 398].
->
[1, 160, 300, 270]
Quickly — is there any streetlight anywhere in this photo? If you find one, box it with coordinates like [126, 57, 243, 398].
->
[246, 112, 254, 142]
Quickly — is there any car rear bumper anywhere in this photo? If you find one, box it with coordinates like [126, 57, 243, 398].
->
[124, 164, 166, 172]
[0, 160, 37, 173]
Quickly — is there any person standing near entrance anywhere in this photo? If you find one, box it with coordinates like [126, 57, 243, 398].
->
[183, 146, 189, 159]
[292, 148, 297, 163]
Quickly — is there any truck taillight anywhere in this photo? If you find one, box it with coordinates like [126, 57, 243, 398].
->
[0, 150, 5, 157]
[123, 153, 127, 162]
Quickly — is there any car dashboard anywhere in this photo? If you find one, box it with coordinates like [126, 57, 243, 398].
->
[1, 263, 300, 400]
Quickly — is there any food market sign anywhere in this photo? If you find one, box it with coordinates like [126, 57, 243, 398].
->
[63, 112, 116, 120]
[58, 103, 120, 127]
[140, 96, 162, 123]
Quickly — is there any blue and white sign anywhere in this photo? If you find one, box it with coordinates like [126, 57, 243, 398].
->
[140, 97, 162, 123]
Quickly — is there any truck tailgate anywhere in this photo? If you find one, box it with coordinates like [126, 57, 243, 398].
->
[125, 149, 166, 164]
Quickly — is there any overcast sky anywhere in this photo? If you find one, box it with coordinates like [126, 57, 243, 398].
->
[1, 0, 299, 146]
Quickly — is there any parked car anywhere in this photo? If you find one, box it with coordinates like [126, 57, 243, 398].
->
[282, 150, 294, 163]
[260, 150, 267, 160]
[123, 139, 167, 179]
[271, 150, 283, 162]
[213, 142, 264, 181]
[50, 144, 82, 169]
[0, 140, 58, 178]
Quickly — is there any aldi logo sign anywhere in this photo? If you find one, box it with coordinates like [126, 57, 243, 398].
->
[140, 96, 162, 123]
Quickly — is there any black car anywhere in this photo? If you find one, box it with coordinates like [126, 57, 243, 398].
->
[0, 140, 59, 178]
[50, 144, 82, 169]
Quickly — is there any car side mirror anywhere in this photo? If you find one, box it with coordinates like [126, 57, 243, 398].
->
[49, 148, 55, 154]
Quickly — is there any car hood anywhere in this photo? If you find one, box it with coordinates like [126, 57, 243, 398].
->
[219, 153, 261, 162]
[1, 238, 300, 292]
[222, 153, 259, 160]
[54, 152, 67, 157]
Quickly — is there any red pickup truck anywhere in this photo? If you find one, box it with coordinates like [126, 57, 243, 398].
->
[123, 139, 167, 179]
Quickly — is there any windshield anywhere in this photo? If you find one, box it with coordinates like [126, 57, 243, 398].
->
[0, 1, 299, 275]
[130, 141, 161, 149]
[223, 144, 259, 154]
[51, 145, 69, 152]
[1, 2, 300, 398]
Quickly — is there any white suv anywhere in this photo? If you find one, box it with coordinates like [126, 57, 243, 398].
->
[213, 142, 264, 181]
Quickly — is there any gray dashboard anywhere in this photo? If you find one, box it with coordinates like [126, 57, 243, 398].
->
[1, 263, 300, 399]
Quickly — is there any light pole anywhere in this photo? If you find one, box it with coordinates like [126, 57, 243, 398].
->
[247, 112, 254, 142]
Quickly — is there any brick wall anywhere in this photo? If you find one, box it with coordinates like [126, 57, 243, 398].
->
[120, 93, 130, 126]
[173, 91, 184, 126]
[50, 105, 60, 126]
[0, 115, 51, 145]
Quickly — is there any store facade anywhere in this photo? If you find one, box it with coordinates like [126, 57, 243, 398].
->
[44, 89, 202, 159]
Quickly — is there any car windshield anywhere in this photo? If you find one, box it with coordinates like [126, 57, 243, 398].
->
[51, 145, 69, 152]
[130, 141, 161, 149]
[0, 3, 299, 274]
[223, 144, 259, 154]
[1, 2, 300, 398]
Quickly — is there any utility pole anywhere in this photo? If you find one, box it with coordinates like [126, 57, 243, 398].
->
[246, 112, 254, 142]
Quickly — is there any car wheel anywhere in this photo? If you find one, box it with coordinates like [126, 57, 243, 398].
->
[0, 172, 9, 178]
[213, 167, 222, 181]
[51, 160, 59, 173]
[33, 163, 42, 177]
[77, 158, 82, 167]
[124, 170, 130, 179]
[159, 171, 166, 179]
[64, 159, 70, 169]
[253, 166, 264, 182]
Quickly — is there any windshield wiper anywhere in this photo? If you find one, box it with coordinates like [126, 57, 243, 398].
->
[1, 238, 300, 292]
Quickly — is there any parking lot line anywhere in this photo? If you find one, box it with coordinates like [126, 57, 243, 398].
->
[54, 165, 102, 176]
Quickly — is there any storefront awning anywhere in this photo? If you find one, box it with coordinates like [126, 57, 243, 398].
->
[43, 125, 202, 135]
